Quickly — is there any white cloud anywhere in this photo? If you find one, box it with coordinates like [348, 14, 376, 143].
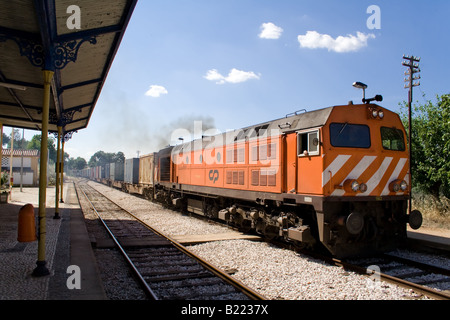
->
[204, 68, 260, 84]
[297, 31, 375, 53]
[145, 85, 168, 97]
[204, 69, 225, 83]
[259, 22, 283, 39]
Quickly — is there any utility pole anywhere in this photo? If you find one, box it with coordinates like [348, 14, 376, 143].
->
[402, 55, 421, 214]
[20, 128, 24, 192]
[9, 127, 13, 200]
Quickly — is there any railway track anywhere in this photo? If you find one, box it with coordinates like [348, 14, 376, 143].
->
[76, 178, 450, 300]
[338, 253, 450, 300]
[76, 180, 265, 300]
[200, 201, 450, 300]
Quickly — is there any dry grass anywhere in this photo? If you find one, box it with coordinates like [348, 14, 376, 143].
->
[411, 191, 450, 230]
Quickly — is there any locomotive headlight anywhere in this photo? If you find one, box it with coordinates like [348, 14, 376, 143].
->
[400, 180, 408, 191]
[351, 180, 360, 192]
[371, 109, 378, 118]
[389, 180, 400, 192]
[359, 183, 368, 193]
[378, 110, 384, 119]
[344, 179, 365, 193]
[389, 179, 407, 192]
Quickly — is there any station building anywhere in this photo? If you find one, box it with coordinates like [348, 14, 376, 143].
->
[1, 149, 40, 186]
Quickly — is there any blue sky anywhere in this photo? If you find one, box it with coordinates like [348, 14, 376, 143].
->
[21, 1, 450, 160]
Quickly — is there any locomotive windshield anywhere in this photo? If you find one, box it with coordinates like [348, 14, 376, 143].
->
[329, 123, 371, 148]
[381, 127, 406, 151]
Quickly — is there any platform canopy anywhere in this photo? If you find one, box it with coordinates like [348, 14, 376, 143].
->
[0, 0, 137, 135]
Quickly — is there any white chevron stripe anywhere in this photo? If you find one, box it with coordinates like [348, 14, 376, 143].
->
[331, 156, 377, 196]
[322, 155, 351, 187]
[381, 158, 408, 195]
[358, 157, 393, 196]
[404, 170, 410, 185]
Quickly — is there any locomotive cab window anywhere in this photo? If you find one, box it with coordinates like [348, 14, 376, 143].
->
[381, 127, 405, 151]
[330, 123, 371, 148]
[297, 130, 320, 157]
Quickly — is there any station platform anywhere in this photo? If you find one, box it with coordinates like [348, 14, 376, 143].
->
[0, 181, 106, 300]
[407, 226, 450, 252]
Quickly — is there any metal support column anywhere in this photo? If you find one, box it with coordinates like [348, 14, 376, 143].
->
[0, 123, 2, 173]
[60, 137, 65, 203]
[9, 127, 13, 200]
[33, 69, 54, 277]
[54, 126, 61, 219]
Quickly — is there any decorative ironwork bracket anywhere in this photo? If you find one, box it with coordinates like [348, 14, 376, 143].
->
[49, 108, 82, 126]
[63, 130, 77, 142]
[51, 129, 77, 143]
[0, 33, 96, 70]
[0, 34, 44, 67]
[53, 37, 97, 69]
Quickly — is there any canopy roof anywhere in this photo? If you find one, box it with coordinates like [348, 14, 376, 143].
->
[2, 148, 39, 157]
[0, 0, 137, 135]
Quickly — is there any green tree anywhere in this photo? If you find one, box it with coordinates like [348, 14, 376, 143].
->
[112, 151, 125, 163]
[67, 157, 87, 170]
[27, 134, 57, 164]
[1, 132, 9, 147]
[88, 151, 125, 167]
[401, 94, 450, 199]
[2, 129, 29, 149]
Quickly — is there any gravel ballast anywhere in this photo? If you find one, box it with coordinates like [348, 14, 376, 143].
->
[83, 181, 436, 300]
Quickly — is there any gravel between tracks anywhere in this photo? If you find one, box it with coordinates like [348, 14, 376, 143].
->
[84, 181, 431, 300]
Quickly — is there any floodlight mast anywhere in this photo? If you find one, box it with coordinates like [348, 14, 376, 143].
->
[402, 55, 420, 215]
[352, 82, 382, 104]
[353, 81, 367, 102]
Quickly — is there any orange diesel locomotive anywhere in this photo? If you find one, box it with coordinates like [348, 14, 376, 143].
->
[154, 100, 422, 257]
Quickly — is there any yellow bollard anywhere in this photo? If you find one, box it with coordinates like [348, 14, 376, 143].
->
[18, 204, 37, 242]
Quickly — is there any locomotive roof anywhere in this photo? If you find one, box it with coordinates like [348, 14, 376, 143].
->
[173, 106, 335, 153]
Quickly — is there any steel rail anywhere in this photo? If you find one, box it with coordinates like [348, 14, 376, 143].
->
[79, 181, 266, 300]
[78, 183, 159, 300]
[384, 253, 450, 277]
[88, 181, 267, 301]
[331, 257, 450, 301]
[80, 179, 449, 301]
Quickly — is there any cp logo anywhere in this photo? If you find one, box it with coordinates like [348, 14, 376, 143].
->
[209, 170, 219, 183]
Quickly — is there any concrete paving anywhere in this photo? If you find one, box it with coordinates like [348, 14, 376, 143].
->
[0, 181, 106, 300]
